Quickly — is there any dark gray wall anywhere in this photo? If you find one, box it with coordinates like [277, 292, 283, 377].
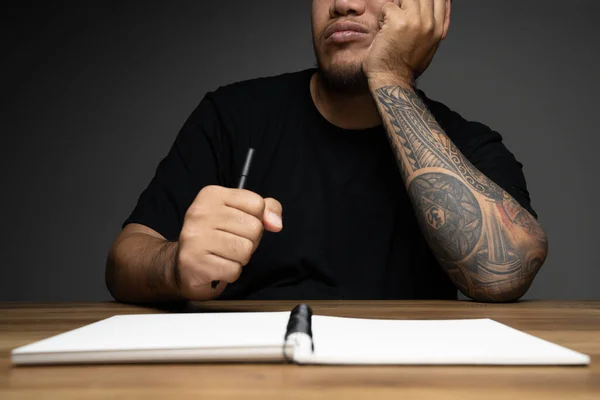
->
[1, 1, 598, 301]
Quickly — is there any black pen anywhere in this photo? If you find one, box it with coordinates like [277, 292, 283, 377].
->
[211, 147, 255, 290]
[283, 304, 315, 362]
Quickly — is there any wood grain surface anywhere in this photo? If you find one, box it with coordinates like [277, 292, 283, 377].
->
[1, 300, 598, 399]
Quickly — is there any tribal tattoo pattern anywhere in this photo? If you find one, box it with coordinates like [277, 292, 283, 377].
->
[409, 173, 482, 262]
[374, 86, 548, 302]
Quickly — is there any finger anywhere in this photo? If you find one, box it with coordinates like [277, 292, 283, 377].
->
[399, 0, 419, 11]
[263, 198, 283, 233]
[379, 1, 403, 27]
[420, 0, 434, 22]
[433, 0, 448, 39]
[209, 230, 255, 266]
[383, 1, 400, 15]
[221, 188, 266, 220]
[440, 0, 452, 40]
[385, 0, 415, 23]
[214, 207, 264, 249]
[203, 253, 243, 284]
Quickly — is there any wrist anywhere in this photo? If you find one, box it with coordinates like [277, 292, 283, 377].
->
[166, 241, 223, 301]
[164, 241, 185, 299]
[367, 73, 415, 92]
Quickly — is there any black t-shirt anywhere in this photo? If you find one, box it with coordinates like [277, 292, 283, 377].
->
[123, 68, 536, 300]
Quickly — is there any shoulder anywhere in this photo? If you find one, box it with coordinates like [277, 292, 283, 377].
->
[209, 69, 313, 108]
[192, 69, 313, 137]
[182, 69, 313, 146]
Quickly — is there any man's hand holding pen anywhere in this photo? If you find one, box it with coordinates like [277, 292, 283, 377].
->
[175, 185, 283, 300]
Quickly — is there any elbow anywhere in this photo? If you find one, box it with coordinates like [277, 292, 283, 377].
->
[105, 257, 135, 305]
[105, 244, 128, 304]
[466, 281, 532, 303]
[467, 240, 549, 304]
[105, 253, 121, 302]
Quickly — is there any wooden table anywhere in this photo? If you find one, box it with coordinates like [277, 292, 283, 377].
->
[0, 301, 598, 399]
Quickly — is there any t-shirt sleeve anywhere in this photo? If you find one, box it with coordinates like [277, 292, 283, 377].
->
[423, 93, 538, 219]
[122, 94, 232, 241]
[462, 124, 538, 219]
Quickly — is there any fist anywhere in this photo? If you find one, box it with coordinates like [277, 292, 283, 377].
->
[175, 185, 283, 300]
[364, 0, 451, 87]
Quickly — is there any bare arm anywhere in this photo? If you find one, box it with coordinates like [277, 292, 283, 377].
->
[106, 187, 284, 304]
[371, 83, 548, 302]
[105, 224, 184, 304]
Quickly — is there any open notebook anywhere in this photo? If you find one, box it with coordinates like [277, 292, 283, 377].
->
[11, 306, 590, 366]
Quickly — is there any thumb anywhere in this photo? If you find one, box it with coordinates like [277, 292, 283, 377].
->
[262, 198, 283, 233]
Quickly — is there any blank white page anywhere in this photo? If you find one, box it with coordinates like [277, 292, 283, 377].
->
[297, 316, 590, 365]
[12, 313, 590, 366]
[13, 312, 291, 355]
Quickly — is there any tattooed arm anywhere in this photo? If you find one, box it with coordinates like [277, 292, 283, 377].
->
[371, 83, 548, 302]
[358, 0, 546, 301]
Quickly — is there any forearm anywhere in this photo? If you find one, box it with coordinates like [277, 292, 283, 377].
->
[371, 82, 548, 302]
[106, 232, 184, 304]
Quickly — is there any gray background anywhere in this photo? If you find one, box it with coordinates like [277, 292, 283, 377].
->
[1, 1, 598, 301]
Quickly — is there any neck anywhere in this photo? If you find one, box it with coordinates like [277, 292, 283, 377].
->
[310, 71, 382, 130]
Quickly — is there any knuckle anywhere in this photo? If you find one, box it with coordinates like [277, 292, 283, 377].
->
[226, 209, 245, 225]
[232, 237, 253, 264]
[204, 255, 224, 281]
[423, 21, 435, 34]
[224, 263, 243, 283]
[230, 236, 244, 254]
[249, 218, 264, 238]
[198, 185, 226, 205]
[393, 18, 407, 31]
[235, 190, 265, 216]
[210, 260, 225, 281]
[187, 204, 208, 220]
[250, 195, 266, 215]
[407, 18, 419, 29]
[243, 237, 254, 253]
[201, 185, 221, 198]
[241, 255, 252, 267]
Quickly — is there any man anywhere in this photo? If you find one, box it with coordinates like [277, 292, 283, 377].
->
[106, 0, 548, 304]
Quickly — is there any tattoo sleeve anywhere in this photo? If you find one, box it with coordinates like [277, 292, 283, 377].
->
[373, 85, 548, 302]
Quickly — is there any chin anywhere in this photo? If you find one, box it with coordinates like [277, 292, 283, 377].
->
[317, 58, 369, 95]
